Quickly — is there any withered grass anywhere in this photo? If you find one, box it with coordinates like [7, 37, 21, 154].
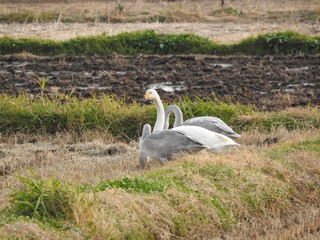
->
[0, 0, 319, 43]
[0, 125, 319, 239]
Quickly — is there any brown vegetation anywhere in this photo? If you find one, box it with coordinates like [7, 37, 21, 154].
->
[0, 0, 319, 42]
[0, 127, 320, 239]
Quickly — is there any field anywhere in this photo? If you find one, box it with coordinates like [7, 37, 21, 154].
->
[1, 54, 319, 110]
[0, 0, 319, 43]
[0, 0, 320, 239]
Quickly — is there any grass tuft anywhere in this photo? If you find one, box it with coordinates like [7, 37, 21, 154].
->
[7, 169, 86, 226]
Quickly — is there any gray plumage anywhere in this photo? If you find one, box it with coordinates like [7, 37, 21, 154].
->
[164, 104, 241, 138]
[139, 124, 239, 169]
[139, 124, 207, 169]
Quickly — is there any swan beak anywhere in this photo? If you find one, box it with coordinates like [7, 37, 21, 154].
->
[139, 93, 150, 102]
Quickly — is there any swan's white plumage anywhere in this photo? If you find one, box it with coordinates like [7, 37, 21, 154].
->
[164, 104, 241, 138]
[141, 89, 165, 132]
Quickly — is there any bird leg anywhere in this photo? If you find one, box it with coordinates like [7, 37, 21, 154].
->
[139, 153, 149, 169]
[159, 158, 168, 165]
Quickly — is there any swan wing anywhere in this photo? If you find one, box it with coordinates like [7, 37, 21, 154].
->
[183, 116, 241, 138]
[140, 129, 206, 161]
[170, 125, 239, 152]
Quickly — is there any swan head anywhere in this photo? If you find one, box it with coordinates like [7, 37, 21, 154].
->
[141, 89, 160, 102]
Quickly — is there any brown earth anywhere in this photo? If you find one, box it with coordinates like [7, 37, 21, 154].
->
[0, 54, 319, 110]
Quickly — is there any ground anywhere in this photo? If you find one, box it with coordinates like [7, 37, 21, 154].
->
[1, 54, 319, 110]
[0, 1, 320, 238]
[0, 0, 319, 110]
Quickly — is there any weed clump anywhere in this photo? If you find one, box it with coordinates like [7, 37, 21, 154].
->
[7, 169, 85, 225]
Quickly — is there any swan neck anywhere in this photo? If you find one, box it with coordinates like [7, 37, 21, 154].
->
[172, 107, 184, 127]
[164, 105, 184, 129]
[153, 95, 165, 132]
[164, 111, 171, 129]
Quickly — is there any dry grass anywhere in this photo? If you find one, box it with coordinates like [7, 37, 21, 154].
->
[1, 21, 318, 43]
[0, 130, 140, 211]
[0, 126, 319, 238]
[0, 0, 319, 43]
[0, 0, 317, 17]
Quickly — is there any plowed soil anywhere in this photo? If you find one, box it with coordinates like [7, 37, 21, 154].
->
[0, 54, 319, 110]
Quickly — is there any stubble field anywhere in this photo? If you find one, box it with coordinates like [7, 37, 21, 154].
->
[0, 0, 320, 239]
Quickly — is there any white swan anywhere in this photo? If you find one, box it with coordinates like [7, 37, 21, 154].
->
[164, 104, 241, 138]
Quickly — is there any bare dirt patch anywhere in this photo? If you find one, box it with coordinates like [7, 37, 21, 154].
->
[1, 54, 319, 110]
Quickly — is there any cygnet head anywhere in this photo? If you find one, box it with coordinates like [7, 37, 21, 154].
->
[141, 123, 152, 140]
[139, 123, 152, 150]
[142, 89, 160, 102]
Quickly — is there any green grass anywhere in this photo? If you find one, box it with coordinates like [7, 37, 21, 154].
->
[0, 94, 153, 140]
[233, 108, 320, 133]
[0, 94, 318, 139]
[0, 11, 60, 23]
[93, 176, 170, 193]
[0, 30, 319, 55]
[5, 169, 84, 228]
[210, 7, 245, 17]
[265, 137, 320, 162]
[2, 135, 319, 238]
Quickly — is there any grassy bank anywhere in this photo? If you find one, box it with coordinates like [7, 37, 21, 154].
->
[1, 133, 319, 239]
[0, 94, 319, 140]
[0, 30, 319, 55]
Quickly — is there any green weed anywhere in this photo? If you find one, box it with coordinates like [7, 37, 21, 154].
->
[8, 169, 83, 225]
[0, 30, 319, 55]
[234, 109, 320, 133]
[233, 31, 320, 55]
[0, 11, 59, 23]
[34, 77, 48, 96]
[117, 3, 124, 14]
[140, 11, 150, 15]
[210, 7, 244, 17]
[177, 94, 252, 124]
[0, 11, 35, 23]
[265, 136, 320, 162]
[0, 93, 318, 139]
[94, 176, 170, 193]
